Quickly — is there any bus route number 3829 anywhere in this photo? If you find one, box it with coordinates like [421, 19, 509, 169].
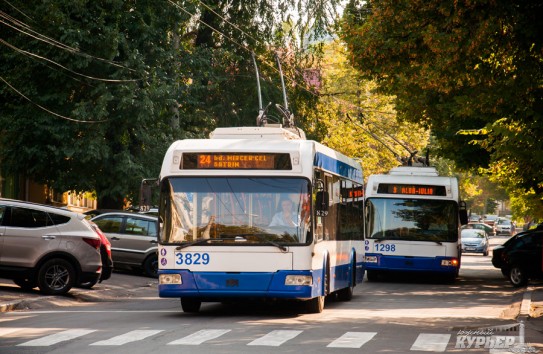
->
[175, 252, 211, 265]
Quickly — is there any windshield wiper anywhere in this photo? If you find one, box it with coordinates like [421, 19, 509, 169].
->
[176, 238, 223, 250]
[220, 233, 288, 252]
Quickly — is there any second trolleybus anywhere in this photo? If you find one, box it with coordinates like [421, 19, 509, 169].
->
[363, 166, 468, 282]
[156, 126, 365, 313]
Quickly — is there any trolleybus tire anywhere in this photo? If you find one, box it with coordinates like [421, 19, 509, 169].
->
[336, 260, 355, 301]
[336, 285, 353, 301]
[181, 298, 202, 313]
[306, 295, 325, 313]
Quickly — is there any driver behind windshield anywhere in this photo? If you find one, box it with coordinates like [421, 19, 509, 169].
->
[269, 198, 300, 227]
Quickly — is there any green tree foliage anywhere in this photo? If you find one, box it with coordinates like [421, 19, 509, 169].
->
[1, 0, 185, 208]
[0, 0, 341, 208]
[300, 40, 429, 177]
[340, 0, 543, 213]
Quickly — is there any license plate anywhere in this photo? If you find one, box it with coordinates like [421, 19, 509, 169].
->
[465, 247, 475, 251]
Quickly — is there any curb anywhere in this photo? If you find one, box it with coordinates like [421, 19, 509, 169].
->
[0, 283, 158, 313]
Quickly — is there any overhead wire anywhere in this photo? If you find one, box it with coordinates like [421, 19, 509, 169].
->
[0, 11, 137, 73]
[176, 0, 412, 155]
[1, 39, 139, 83]
[0, 76, 107, 123]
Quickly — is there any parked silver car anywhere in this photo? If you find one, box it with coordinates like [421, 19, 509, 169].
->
[91, 212, 158, 277]
[0, 198, 103, 295]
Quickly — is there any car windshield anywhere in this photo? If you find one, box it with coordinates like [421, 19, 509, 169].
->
[461, 230, 485, 238]
[159, 177, 311, 245]
[365, 198, 459, 242]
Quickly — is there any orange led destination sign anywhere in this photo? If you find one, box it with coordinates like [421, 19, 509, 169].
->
[341, 186, 364, 199]
[182, 153, 292, 170]
[377, 183, 447, 196]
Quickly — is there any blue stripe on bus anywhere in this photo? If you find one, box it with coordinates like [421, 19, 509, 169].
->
[158, 261, 364, 299]
[159, 270, 316, 299]
[364, 254, 458, 274]
[314, 152, 363, 183]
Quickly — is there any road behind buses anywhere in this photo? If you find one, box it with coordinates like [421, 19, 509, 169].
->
[156, 125, 365, 313]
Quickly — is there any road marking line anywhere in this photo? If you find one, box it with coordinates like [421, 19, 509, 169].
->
[18, 329, 96, 346]
[247, 330, 302, 346]
[168, 329, 231, 345]
[410, 333, 451, 352]
[90, 330, 163, 346]
[327, 332, 377, 348]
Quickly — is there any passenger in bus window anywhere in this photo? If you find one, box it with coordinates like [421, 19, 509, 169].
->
[269, 198, 300, 227]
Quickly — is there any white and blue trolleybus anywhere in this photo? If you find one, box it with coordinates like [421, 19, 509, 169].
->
[363, 166, 468, 282]
[157, 126, 365, 313]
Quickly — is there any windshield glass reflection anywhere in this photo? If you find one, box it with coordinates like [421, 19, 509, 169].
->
[366, 198, 459, 242]
[159, 177, 311, 246]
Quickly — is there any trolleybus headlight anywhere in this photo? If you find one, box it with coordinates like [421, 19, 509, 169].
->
[364, 256, 378, 263]
[159, 274, 182, 285]
[441, 259, 459, 267]
[285, 275, 312, 286]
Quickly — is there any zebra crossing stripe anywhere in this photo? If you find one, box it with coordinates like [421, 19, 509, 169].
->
[327, 332, 377, 348]
[247, 330, 302, 346]
[90, 330, 163, 346]
[168, 329, 231, 345]
[410, 333, 451, 352]
[18, 329, 96, 346]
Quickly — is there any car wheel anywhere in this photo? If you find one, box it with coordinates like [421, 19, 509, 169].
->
[143, 254, 158, 278]
[181, 298, 201, 313]
[508, 265, 528, 287]
[37, 258, 76, 295]
[483, 250, 489, 257]
[13, 278, 36, 291]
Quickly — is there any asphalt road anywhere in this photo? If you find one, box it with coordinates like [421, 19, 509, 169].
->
[0, 236, 542, 353]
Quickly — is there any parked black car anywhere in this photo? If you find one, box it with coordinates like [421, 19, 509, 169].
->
[492, 229, 543, 287]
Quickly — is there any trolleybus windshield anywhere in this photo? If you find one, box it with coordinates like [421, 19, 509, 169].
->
[365, 198, 459, 243]
[159, 177, 311, 245]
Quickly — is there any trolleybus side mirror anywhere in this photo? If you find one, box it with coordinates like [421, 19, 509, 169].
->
[459, 201, 468, 225]
[315, 191, 329, 216]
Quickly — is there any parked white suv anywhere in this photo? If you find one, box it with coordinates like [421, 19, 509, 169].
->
[0, 198, 103, 295]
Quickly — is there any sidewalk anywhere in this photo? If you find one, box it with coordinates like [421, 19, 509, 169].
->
[0, 276, 158, 312]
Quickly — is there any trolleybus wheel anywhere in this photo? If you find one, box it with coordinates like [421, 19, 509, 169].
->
[337, 260, 355, 301]
[306, 295, 325, 313]
[181, 298, 202, 313]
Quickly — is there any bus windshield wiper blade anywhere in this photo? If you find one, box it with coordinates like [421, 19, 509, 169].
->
[250, 233, 288, 252]
[176, 238, 222, 250]
[220, 233, 288, 252]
